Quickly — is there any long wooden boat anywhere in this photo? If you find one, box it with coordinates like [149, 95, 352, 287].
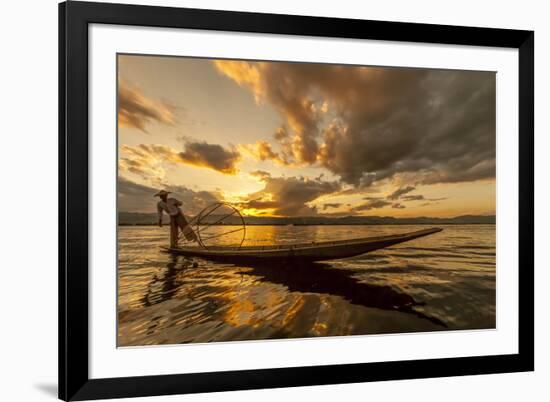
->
[163, 227, 443, 262]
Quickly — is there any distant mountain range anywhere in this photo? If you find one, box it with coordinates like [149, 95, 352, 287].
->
[118, 212, 496, 226]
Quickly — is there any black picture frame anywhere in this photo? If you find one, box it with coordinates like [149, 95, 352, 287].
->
[59, 1, 534, 400]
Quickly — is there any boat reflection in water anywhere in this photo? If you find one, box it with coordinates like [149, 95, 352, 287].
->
[117, 225, 495, 346]
[237, 260, 447, 328]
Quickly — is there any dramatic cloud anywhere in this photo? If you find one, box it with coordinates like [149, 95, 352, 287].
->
[118, 176, 219, 215]
[388, 186, 416, 200]
[215, 60, 495, 188]
[238, 175, 341, 216]
[179, 140, 241, 174]
[118, 81, 175, 132]
[120, 140, 241, 176]
[214, 60, 327, 164]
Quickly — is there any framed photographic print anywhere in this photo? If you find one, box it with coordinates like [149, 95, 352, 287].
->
[59, 1, 534, 400]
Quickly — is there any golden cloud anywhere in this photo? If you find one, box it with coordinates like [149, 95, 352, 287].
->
[237, 175, 341, 216]
[118, 80, 175, 132]
[120, 140, 242, 176]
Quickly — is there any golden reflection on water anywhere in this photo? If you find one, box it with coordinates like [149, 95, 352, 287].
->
[118, 224, 495, 346]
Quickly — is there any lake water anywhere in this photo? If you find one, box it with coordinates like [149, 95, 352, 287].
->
[117, 224, 495, 346]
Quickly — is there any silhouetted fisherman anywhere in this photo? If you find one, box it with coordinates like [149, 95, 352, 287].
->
[154, 190, 197, 247]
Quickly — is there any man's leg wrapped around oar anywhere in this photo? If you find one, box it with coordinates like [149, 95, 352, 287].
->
[175, 212, 198, 242]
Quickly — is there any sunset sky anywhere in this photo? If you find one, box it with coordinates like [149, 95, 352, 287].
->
[117, 54, 496, 218]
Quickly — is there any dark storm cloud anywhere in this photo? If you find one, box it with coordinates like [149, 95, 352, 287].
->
[118, 176, 218, 215]
[215, 61, 495, 187]
[118, 81, 175, 132]
[239, 175, 341, 216]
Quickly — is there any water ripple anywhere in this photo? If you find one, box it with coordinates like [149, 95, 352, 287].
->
[118, 224, 495, 346]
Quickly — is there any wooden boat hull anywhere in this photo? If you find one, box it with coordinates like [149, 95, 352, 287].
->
[163, 227, 443, 262]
